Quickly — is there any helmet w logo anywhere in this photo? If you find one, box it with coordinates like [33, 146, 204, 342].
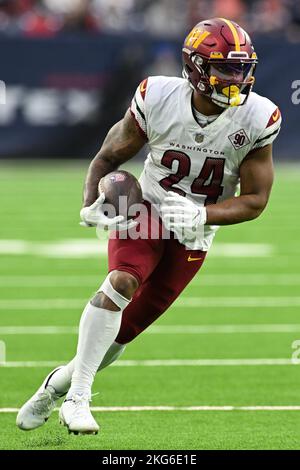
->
[185, 28, 210, 49]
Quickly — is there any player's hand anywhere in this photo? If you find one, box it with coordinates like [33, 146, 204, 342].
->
[80, 193, 125, 230]
[161, 191, 207, 239]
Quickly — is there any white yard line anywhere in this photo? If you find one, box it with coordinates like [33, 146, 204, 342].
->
[0, 240, 273, 258]
[0, 275, 101, 287]
[1, 297, 300, 310]
[0, 239, 107, 258]
[89, 405, 300, 412]
[191, 274, 300, 286]
[209, 243, 274, 257]
[147, 324, 300, 334]
[176, 297, 300, 307]
[0, 326, 78, 335]
[1, 405, 300, 413]
[0, 358, 297, 368]
[1, 324, 300, 335]
[0, 273, 299, 287]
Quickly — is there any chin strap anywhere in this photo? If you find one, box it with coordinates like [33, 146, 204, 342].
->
[209, 75, 253, 108]
[210, 85, 246, 108]
[221, 85, 242, 106]
[183, 72, 247, 109]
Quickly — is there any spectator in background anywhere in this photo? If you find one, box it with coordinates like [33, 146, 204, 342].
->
[250, 0, 291, 33]
[187, 0, 247, 31]
[42, 0, 98, 32]
[187, 0, 293, 35]
[0, 0, 37, 34]
[21, 1, 60, 37]
[0, 0, 298, 40]
[211, 0, 246, 24]
[287, 0, 300, 42]
[0, 0, 61, 36]
[142, 0, 187, 38]
[91, 0, 135, 33]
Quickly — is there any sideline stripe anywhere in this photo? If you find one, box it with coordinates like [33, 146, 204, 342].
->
[177, 297, 300, 308]
[0, 273, 299, 287]
[220, 18, 241, 51]
[0, 240, 273, 258]
[192, 274, 300, 286]
[1, 297, 300, 310]
[1, 324, 300, 335]
[0, 358, 297, 368]
[2, 406, 300, 413]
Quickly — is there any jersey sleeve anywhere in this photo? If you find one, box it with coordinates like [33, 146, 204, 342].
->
[252, 106, 282, 150]
[130, 78, 148, 140]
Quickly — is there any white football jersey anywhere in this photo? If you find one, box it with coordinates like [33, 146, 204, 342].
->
[130, 76, 281, 251]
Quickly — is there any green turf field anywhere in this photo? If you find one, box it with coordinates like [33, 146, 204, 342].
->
[0, 161, 299, 450]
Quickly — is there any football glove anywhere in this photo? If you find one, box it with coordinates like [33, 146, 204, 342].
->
[80, 192, 135, 231]
[161, 191, 207, 241]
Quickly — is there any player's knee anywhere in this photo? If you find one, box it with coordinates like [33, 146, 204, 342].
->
[91, 271, 138, 311]
[91, 292, 118, 311]
[109, 271, 139, 300]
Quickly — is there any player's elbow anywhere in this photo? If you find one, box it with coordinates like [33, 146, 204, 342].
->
[248, 206, 264, 221]
[247, 194, 269, 220]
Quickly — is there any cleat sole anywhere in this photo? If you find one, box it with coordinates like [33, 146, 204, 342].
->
[60, 417, 98, 435]
[68, 429, 98, 435]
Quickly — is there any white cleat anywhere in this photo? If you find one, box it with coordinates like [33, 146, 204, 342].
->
[16, 367, 65, 431]
[59, 394, 99, 435]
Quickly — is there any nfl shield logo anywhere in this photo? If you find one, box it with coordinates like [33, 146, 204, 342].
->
[195, 134, 204, 143]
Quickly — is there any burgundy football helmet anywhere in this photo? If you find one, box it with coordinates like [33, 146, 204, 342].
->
[182, 18, 258, 108]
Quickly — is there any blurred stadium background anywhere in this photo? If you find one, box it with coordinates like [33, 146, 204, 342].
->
[0, 0, 299, 158]
[0, 0, 300, 450]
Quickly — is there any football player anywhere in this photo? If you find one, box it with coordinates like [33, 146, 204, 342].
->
[17, 18, 281, 434]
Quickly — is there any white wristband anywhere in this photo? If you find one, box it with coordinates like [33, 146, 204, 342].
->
[199, 206, 207, 226]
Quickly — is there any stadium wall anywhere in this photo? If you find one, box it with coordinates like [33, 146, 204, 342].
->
[0, 33, 298, 160]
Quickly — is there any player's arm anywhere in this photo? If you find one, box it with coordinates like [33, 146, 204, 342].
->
[161, 144, 274, 235]
[205, 144, 274, 225]
[83, 109, 147, 208]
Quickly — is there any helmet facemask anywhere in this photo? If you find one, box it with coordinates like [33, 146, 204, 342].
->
[209, 57, 256, 108]
[183, 50, 257, 109]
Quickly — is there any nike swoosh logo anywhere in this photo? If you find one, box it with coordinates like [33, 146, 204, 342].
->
[272, 108, 280, 122]
[140, 80, 147, 93]
[187, 255, 203, 262]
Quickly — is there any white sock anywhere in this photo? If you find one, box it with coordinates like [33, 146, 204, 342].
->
[46, 359, 75, 395]
[47, 342, 126, 395]
[66, 302, 122, 398]
[98, 341, 126, 371]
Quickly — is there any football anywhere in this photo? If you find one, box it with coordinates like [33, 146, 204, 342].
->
[98, 170, 143, 219]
